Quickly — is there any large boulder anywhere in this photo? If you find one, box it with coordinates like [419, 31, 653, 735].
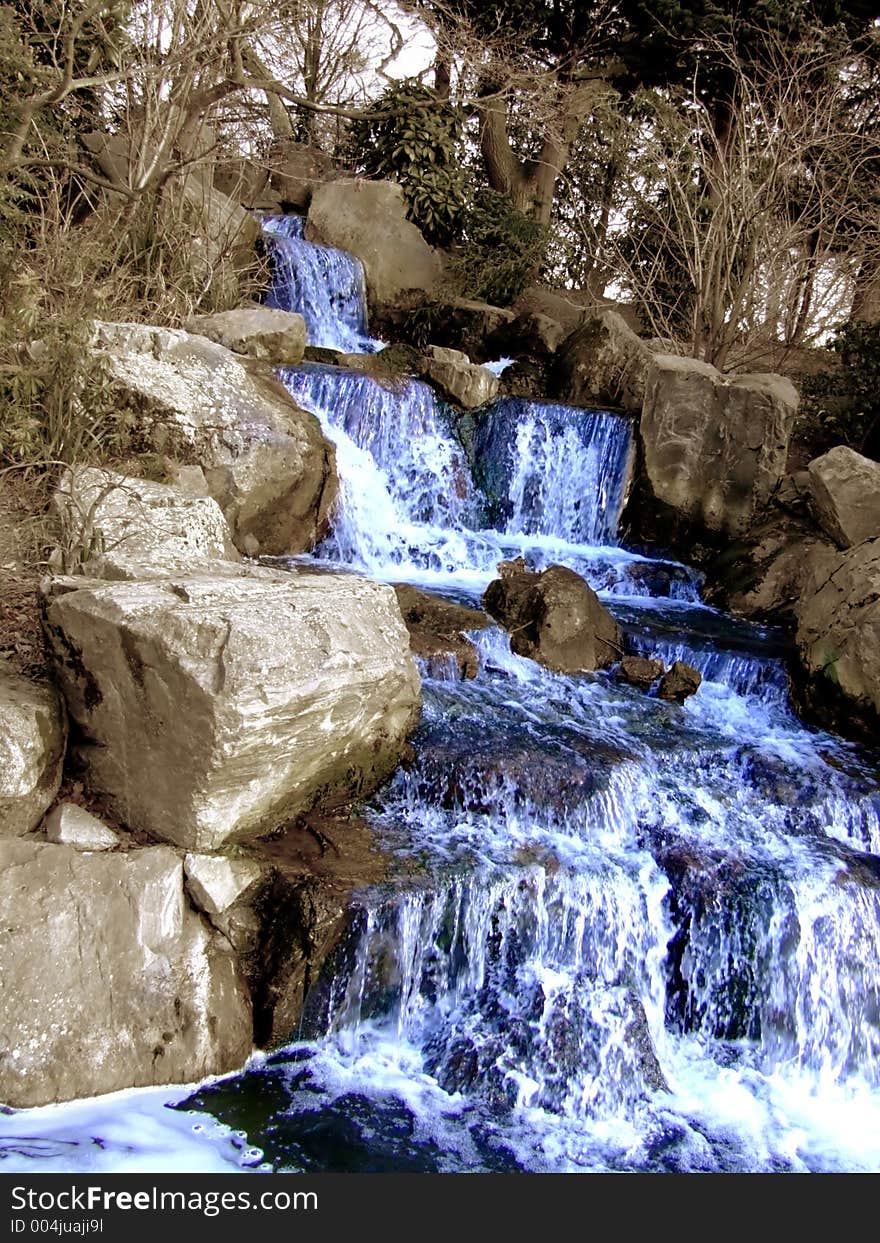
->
[0, 668, 66, 838]
[90, 321, 337, 556]
[52, 468, 240, 579]
[482, 563, 621, 674]
[421, 345, 499, 410]
[806, 445, 880, 549]
[552, 310, 654, 413]
[641, 355, 799, 537]
[44, 570, 421, 851]
[306, 180, 442, 308]
[0, 840, 252, 1107]
[186, 307, 306, 366]
[795, 537, 880, 721]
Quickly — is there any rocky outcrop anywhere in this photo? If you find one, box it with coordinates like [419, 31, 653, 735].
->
[306, 180, 441, 308]
[723, 523, 841, 623]
[482, 564, 621, 674]
[43, 803, 120, 850]
[553, 310, 654, 413]
[90, 321, 337, 556]
[795, 537, 880, 722]
[393, 584, 490, 680]
[640, 355, 799, 537]
[53, 468, 240, 579]
[807, 445, 880, 549]
[421, 346, 499, 410]
[45, 570, 421, 851]
[0, 668, 66, 837]
[0, 840, 251, 1107]
[186, 307, 306, 366]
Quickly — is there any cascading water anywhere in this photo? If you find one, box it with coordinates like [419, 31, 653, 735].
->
[6, 216, 880, 1175]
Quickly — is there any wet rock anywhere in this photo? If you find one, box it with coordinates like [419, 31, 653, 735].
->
[807, 445, 880, 549]
[411, 714, 632, 819]
[186, 308, 306, 366]
[0, 840, 252, 1107]
[721, 520, 841, 623]
[795, 536, 880, 724]
[657, 661, 702, 703]
[45, 570, 421, 850]
[0, 668, 66, 838]
[306, 180, 441, 309]
[90, 321, 337, 556]
[421, 345, 499, 410]
[618, 655, 664, 690]
[43, 803, 119, 850]
[393, 584, 489, 681]
[184, 853, 263, 916]
[52, 468, 239, 579]
[552, 310, 654, 413]
[641, 355, 798, 537]
[482, 564, 621, 674]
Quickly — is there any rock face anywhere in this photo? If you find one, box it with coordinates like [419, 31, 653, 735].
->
[0, 840, 251, 1107]
[306, 180, 442, 307]
[421, 345, 499, 410]
[187, 308, 307, 366]
[394, 583, 490, 680]
[45, 570, 421, 850]
[482, 564, 621, 674]
[807, 445, 880, 549]
[53, 468, 240, 579]
[641, 355, 799, 537]
[553, 310, 654, 413]
[795, 537, 880, 721]
[0, 669, 66, 838]
[43, 803, 119, 850]
[91, 322, 337, 556]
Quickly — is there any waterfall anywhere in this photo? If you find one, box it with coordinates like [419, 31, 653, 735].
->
[261, 214, 376, 353]
[8, 209, 880, 1177]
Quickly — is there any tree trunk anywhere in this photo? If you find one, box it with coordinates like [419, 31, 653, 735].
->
[851, 254, 880, 324]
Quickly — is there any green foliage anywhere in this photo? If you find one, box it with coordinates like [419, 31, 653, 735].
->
[347, 79, 470, 246]
[802, 319, 880, 457]
[450, 189, 546, 306]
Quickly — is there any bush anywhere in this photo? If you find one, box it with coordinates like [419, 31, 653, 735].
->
[347, 80, 470, 247]
[449, 188, 546, 306]
[801, 320, 880, 459]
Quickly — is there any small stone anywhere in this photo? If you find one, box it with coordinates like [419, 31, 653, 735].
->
[43, 803, 119, 851]
[657, 661, 702, 703]
[618, 655, 664, 689]
[184, 853, 263, 915]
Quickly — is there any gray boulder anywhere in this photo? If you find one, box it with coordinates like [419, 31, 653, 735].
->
[44, 569, 421, 851]
[52, 468, 239, 579]
[641, 355, 799, 536]
[553, 310, 654, 413]
[0, 840, 251, 1107]
[807, 445, 880, 549]
[0, 668, 66, 838]
[307, 180, 441, 308]
[422, 345, 499, 410]
[483, 564, 621, 674]
[184, 853, 263, 916]
[795, 536, 880, 720]
[187, 307, 307, 366]
[90, 321, 337, 556]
